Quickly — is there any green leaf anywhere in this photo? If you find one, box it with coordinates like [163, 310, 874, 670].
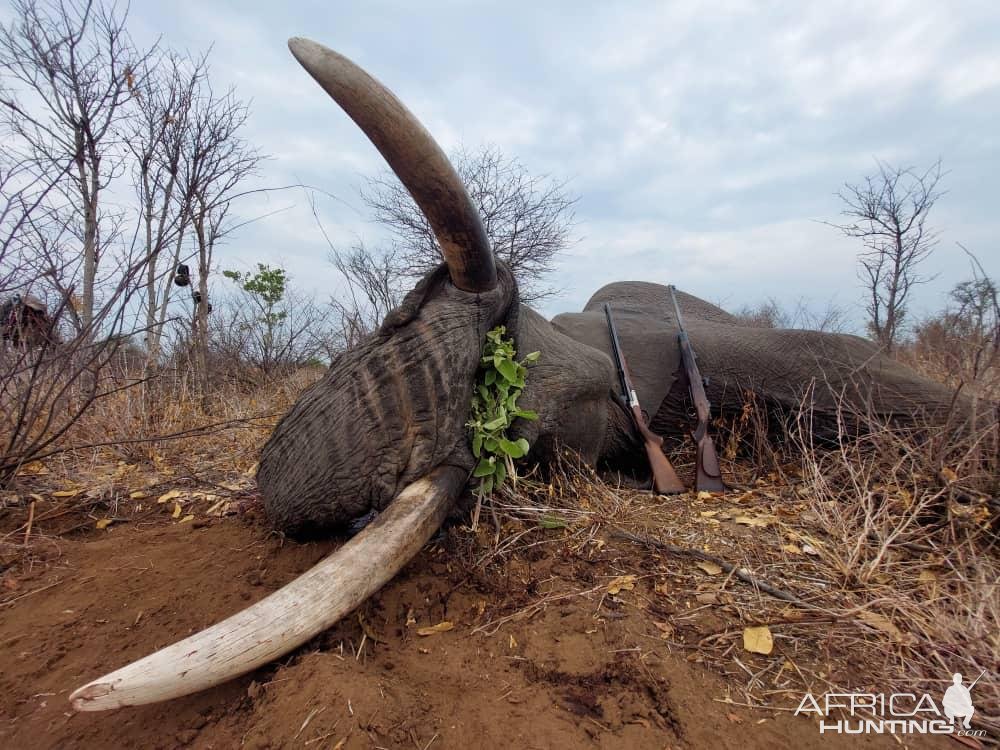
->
[484, 369, 497, 386]
[495, 460, 507, 486]
[472, 432, 482, 458]
[539, 515, 567, 529]
[514, 409, 539, 421]
[496, 358, 519, 383]
[483, 415, 506, 431]
[472, 458, 495, 478]
[514, 437, 530, 456]
[481, 475, 495, 495]
[484, 437, 498, 453]
[498, 438, 527, 459]
[523, 351, 541, 363]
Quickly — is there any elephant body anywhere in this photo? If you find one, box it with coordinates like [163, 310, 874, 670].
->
[261, 271, 961, 534]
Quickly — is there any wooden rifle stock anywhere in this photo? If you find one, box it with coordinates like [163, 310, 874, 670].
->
[604, 304, 685, 495]
[668, 286, 725, 494]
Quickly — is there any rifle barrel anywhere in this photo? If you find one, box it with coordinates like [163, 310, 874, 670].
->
[668, 285, 686, 331]
[969, 669, 987, 691]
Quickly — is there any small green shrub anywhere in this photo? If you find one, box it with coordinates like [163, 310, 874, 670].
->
[467, 326, 539, 498]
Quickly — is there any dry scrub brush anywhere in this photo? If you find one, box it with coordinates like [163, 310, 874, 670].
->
[1, 353, 323, 487]
[465, 387, 998, 735]
[788, 390, 998, 734]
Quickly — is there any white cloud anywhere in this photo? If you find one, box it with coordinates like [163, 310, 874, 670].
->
[108, 0, 998, 330]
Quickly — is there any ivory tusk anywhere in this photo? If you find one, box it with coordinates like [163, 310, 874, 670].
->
[287, 37, 496, 293]
[69, 465, 466, 711]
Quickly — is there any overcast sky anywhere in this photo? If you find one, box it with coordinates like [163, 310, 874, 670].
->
[123, 0, 998, 329]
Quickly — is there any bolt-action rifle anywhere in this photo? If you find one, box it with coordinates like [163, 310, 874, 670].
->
[604, 303, 686, 495]
[668, 286, 725, 493]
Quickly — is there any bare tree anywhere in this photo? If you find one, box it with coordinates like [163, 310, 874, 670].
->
[125, 50, 206, 369]
[362, 145, 576, 303]
[735, 296, 849, 333]
[178, 81, 260, 405]
[913, 250, 999, 395]
[329, 242, 405, 348]
[0, 0, 154, 332]
[832, 160, 944, 352]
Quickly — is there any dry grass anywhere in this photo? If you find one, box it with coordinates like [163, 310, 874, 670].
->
[467, 395, 999, 737]
[0, 363, 322, 577]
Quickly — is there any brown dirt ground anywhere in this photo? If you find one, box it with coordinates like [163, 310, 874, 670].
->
[0, 481, 955, 750]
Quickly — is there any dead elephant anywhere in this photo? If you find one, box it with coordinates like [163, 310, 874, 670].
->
[69, 38, 963, 711]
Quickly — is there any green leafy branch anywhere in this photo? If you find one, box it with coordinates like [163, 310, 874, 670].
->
[467, 326, 539, 502]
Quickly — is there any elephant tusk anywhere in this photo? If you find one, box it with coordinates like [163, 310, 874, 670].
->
[288, 37, 496, 293]
[69, 465, 467, 711]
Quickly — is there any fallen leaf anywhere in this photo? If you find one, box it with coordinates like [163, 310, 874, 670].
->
[779, 607, 805, 622]
[940, 467, 958, 483]
[918, 570, 938, 584]
[696, 491, 713, 500]
[171, 503, 182, 519]
[780, 543, 802, 554]
[417, 621, 454, 636]
[129, 490, 148, 500]
[357, 612, 380, 643]
[17, 462, 49, 476]
[699, 510, 719, 517]
[743, 625, 774, 655]
[695, 592, 718, 604]
[652, 621, 673, 639]
[696, 561, 722, 576]
[734, 515, 771, 528]
[539, 515, 568, 529]
[157, 489, 183, 504]
[606, 574, 637, 594]
[95, 518, 113, 530]
[51, 489, 79, 498]
[801, 543, 820, 556]
[179, 514, 194, 523]
[858, 611, 903, 642]
[405, 608, 416, 627]
[508, 634, 517, 649]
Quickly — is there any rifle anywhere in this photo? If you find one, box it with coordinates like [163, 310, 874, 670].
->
[668, 286, 725, 493]
[604, 304, 686, 495]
